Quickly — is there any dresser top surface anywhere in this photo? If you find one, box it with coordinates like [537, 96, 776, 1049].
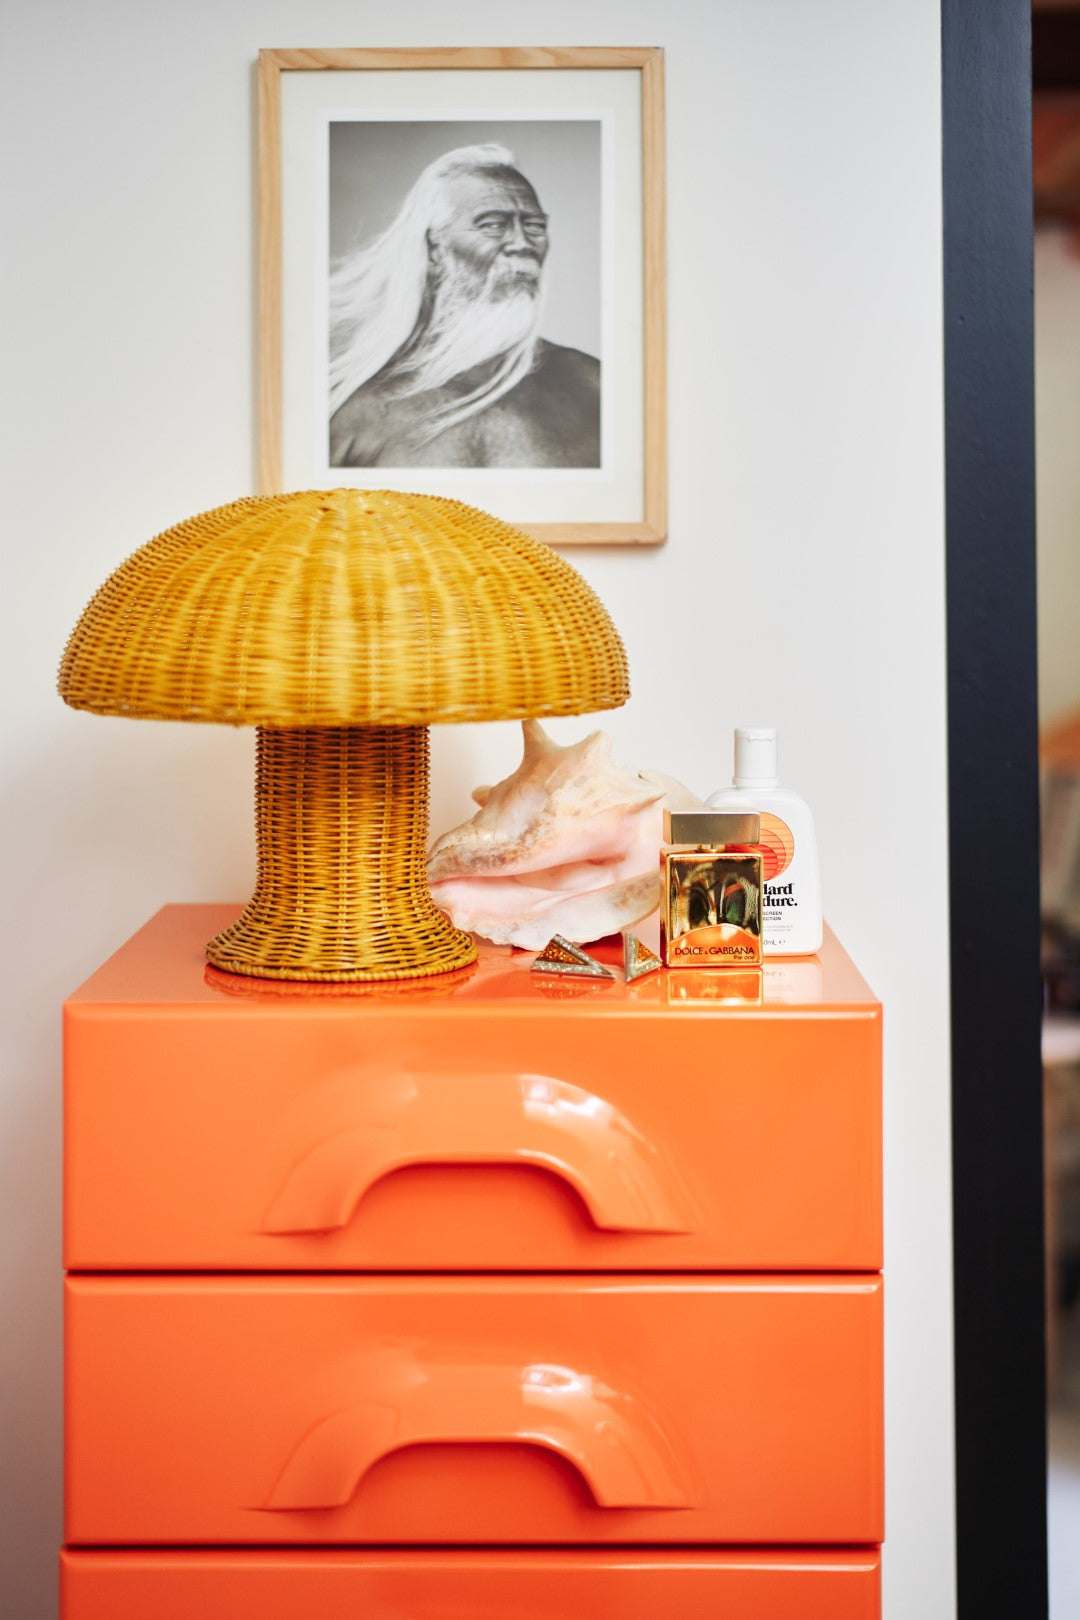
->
[65, 905, 879, 1019]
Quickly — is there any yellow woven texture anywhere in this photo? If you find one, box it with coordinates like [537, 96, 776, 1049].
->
[58, 488, 629, 726]
[206, 725, 476, 982]
[58, 486, 629, 982]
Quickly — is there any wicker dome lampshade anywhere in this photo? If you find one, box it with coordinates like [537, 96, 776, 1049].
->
[59, 488, 629, 981]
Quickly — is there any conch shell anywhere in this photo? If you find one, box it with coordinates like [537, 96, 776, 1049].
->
[427, 720, 701, 949]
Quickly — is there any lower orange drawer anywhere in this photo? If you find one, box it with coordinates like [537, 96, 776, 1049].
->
[60, 1549, 882, 1618]
[66, 1273, 882, 1545]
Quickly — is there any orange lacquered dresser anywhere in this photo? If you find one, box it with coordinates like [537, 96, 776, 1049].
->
[61, 905, 883, 1616]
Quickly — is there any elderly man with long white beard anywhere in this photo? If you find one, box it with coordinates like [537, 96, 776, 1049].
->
[328, 144, 601, 469]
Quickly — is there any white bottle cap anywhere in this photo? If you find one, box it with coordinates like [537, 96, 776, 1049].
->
[733, 726, 779, 787]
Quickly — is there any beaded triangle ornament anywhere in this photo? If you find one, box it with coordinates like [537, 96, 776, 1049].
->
[530, 935, 615, 980]
[624, 933, 661, 982]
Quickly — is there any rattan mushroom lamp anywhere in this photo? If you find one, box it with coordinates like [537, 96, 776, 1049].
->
[58, 489, 629, 982]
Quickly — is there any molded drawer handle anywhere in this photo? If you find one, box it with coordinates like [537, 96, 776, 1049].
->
[262, 1352, 694, 1511]
[261, 1072, 698, 1236]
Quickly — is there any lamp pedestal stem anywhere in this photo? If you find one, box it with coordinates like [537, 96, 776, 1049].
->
[206, 725, 477, 981]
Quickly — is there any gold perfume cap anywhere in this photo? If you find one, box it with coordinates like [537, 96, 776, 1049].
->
[664, 808, 761, 846]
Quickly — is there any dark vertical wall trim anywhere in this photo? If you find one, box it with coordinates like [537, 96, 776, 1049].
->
[942, 2, 1046, 1615]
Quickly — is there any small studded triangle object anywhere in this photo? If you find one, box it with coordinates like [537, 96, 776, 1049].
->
[531, 935, 615, 980]
[624, 933, 661, 982]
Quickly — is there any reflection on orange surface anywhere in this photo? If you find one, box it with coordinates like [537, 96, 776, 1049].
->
[69, 905, 869, 1011]
[754, 813, 797, 882]
[204, 960, 478, 1001]
[761, 957, 825, 1003]
[662, 971, 763, 1007]
[529, 976, 617, 1003]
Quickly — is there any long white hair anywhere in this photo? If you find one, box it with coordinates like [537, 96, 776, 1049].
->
[329, 144, 544, 439]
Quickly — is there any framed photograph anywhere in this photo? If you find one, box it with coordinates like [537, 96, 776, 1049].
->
[258, 47, 666, 544]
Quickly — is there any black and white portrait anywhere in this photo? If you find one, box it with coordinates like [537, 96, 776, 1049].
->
[327, 120, 602, 471]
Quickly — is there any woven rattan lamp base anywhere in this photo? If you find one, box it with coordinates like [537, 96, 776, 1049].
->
[206, 725, 477, 982]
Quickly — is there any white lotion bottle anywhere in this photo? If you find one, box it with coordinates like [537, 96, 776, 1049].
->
[706, 727, 822, 956]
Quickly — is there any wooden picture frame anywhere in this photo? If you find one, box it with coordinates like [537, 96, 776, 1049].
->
[258, 47, 666, 545]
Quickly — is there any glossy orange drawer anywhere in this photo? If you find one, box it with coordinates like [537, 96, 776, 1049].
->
[64, 907, 881, 1272]
[65, 1273, 883, 1546]
[60, 1549, 882, 1618]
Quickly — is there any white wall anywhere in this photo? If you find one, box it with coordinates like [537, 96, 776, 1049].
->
[1036, 223, 1080, 726]
[0, 2, 951, 1614]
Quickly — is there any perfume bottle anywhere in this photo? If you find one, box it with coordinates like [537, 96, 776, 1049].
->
[660, 809, 764, 969]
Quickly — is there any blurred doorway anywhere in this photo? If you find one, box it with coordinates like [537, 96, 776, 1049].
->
[1033, 3, 1080, 1613]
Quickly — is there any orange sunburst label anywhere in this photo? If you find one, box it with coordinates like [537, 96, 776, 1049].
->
[753, 812, 796, 881]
